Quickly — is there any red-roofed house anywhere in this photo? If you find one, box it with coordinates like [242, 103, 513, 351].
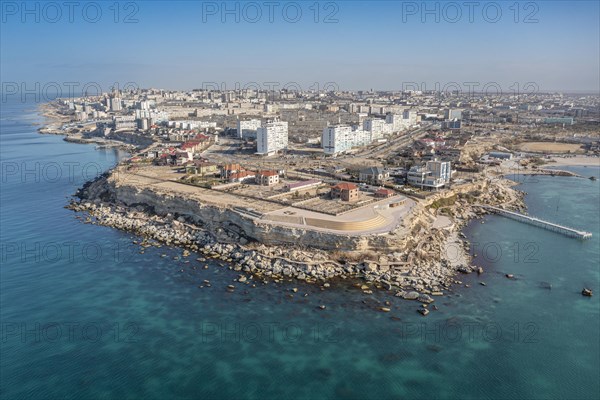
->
[229, 170, 256, 183]
[256, 170, 279, 186]
[375, 188, 395, 198]
[331, 182, 359, 202]
[221, 164, 242, 179]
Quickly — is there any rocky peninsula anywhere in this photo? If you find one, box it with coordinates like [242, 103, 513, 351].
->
[37, 99, 531, 298]
[67, 166, 525, 297]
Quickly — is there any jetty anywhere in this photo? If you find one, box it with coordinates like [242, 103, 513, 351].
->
[480, 205, 592, 239]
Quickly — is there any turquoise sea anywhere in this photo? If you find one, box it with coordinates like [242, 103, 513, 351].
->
[1, 99, 599, 399]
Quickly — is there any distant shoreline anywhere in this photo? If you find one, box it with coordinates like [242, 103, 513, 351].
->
[548, 156, 600, 167]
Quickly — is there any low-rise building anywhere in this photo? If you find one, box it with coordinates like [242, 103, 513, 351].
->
[185, 160, 218, 176]
[229, 170, 256, 183]
[488, 151, 513, 160]
[221, 163, 242, 179]
[359, 167, 390, 184]
[256, 170, 280, 186]
[375, 188, 395, 198]
[285, 179, 322, 192]
[331, 182, 359, 202]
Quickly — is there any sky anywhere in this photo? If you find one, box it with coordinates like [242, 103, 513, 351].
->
[1, 0, 599, 94]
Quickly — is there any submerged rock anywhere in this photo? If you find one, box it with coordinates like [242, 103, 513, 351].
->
[417, 294, 434, 304]
[402, 291, 420, 300]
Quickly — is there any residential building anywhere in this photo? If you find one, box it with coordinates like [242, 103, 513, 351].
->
[256, 170, 280, 186]
[256, 120, 288, 155]
[427, 159, 452, 182]
[407, 159, 451, 190]
[229, 170, 256, 183]
[185, 160, 218, 176]
[285, 179, 322, 192]
[375, 188, 395, 198]
[221, 163, 242, 179]
[322, 125, 371, 155]
[543, 117, 574, 125]
[363, 118, 389, 140]
[359, 167, 390, 184]
[113, 116, 136, 130]
[444, 109, 462, 120]
[403, 109, 418, 126]
[331, 182, 359, 202]
[110, 97, 122, 112]
[237, 119, 262, 139]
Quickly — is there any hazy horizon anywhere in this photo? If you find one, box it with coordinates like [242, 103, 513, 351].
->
[1, 1, 599, 93]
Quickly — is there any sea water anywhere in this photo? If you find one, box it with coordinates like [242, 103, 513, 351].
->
[1, 99, 598, 399]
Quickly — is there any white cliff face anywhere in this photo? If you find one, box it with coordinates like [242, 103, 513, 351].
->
[82, 173, 404, 252]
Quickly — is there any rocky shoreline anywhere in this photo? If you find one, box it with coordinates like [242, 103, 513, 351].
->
[66, 170, 525, 299]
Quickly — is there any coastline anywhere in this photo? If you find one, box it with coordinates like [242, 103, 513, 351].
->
[40, 100, 526, 300]
[37, 102, 139, 153]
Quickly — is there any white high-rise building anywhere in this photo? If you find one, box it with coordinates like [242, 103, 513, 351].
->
[110, 97, 122, 112]
[322, 125, 371, 155]
[237, 119, 262, 139]
[363, 118, 387, 140]
[322, 125, 352, 154]
[256, 121, 288, 155]
[403, 109, 418, 126]
[444, 108, 462, 120]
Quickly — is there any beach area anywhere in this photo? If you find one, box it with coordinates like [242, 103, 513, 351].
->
[548, 155, 600, 167]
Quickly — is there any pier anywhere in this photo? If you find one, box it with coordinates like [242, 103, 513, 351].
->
[480, 206, 592, 240]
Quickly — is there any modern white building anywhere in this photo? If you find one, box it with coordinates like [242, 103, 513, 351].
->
[168, 120, 216, 130]
[237, 119, 262, 139]
[444, 109, 462, 120]
[322, 125, 352, 154]
[113, 115, 136, 130]
[322, 125, 372, 155]
[403, 109, 418, 126]
[385, 112, 416, 131]
[256, 120, 288, 155]
[427, 159, 451, 182]
[363, 118, 388, 140]
[407, 159, 451, 190]
[110, 97, 122, 112]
